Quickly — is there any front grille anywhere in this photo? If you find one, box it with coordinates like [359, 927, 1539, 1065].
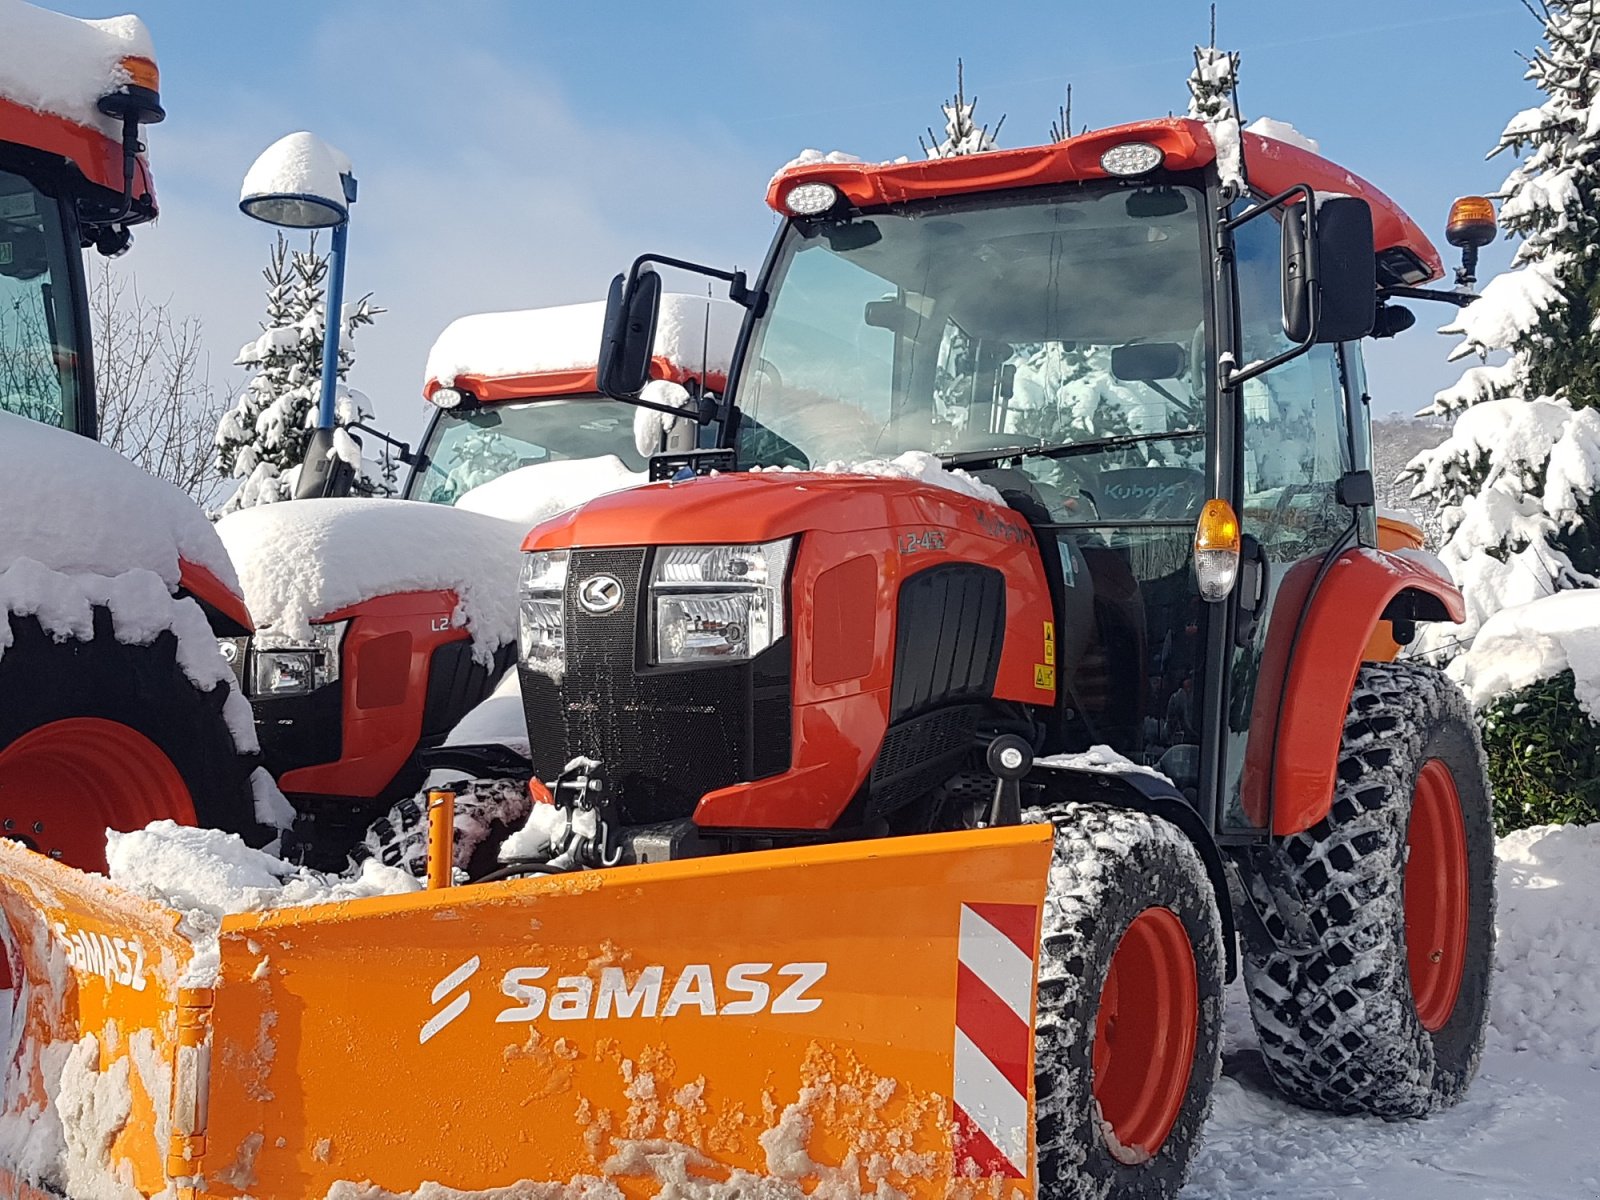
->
[521, 547, 792, 825]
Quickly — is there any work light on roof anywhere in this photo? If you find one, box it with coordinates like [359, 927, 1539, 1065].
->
[784, 182, 840, 216]
[432, 386, 465, 409]
[1100, 142, 1165, 177]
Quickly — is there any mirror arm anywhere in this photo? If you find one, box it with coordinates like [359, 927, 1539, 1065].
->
[629, 253, 767, 314]
[1220, 184, 1319, 390]
[349, 421, 418, 466]
[1380, 284, 1477, 309]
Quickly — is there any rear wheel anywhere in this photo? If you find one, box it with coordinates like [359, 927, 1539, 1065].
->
[1034, 804, 1223, 1198]
[1241, 661, 1494, 1116]
[0, 610, 258, 872]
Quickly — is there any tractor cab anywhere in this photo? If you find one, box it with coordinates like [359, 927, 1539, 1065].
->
[406, 295, 741, 505]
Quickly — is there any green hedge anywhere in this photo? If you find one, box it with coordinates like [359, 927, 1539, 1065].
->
[1478, 669, 1600, 833]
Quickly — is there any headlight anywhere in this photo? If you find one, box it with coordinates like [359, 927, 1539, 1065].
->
[519, 550, 569, 677]
[247, 620, 348, 697]
[650, 539, 792, 666]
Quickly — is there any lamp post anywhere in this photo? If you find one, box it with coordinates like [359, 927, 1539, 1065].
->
[239, 132, 357, 490]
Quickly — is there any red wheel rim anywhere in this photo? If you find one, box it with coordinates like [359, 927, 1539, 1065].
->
[0, 718, 197, 873]
[1091, 906, 1198, 1161]
[1405, 758, 1469, 1032]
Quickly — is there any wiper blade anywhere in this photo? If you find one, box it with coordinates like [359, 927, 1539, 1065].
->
[939, 427, 1206, 470]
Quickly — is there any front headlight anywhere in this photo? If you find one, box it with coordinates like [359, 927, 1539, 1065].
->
[520, 550, 569, 677]
[248, 620, 348, 698]
[650, 539, 792, 666]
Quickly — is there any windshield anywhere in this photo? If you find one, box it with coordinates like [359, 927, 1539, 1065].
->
[733, 183, 1210, 519]
[407, 396, 648, 505]
[0, 167, 84, 432]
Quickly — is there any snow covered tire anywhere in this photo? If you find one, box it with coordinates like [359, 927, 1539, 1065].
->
[1034, 803, 1224, 1200]
[0, 609, 260, 866]
[352, 778, 531, 881]
[1241, 661, 1495, 1117]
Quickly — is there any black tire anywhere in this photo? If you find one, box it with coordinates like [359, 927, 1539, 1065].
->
[1034, 803, 1224, 1199]
[0, 610, 261, 856]
[352, 778, 531, 880]
[1241, 661, 1495, 1117]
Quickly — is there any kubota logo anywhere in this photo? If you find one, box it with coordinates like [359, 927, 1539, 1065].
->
[577, 575, 624, 614]
[419, 959, 828, 1044]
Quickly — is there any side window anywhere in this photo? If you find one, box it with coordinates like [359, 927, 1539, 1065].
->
[1231, 208, 1350, 557]
[0, 174, 79, 431]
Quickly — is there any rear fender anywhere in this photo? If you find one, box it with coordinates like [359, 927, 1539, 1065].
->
[177, 557, 252, 636]
[1244, 548, 1463, 836]
[0, 841, 197, 1200]
[1032, 767, 1236, 982]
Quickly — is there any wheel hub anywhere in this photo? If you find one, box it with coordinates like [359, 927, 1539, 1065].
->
[1091, 905, 1198, 1162]
[1405, 757, 1469, 1032]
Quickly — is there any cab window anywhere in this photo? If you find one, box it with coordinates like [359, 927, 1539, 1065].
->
[0, 168, 82, 431]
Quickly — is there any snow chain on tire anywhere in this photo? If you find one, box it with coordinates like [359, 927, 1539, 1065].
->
[1033, 802, 1224, 1199]
[352, 778, 531, 881]
[1241, 661, 1495, 1117]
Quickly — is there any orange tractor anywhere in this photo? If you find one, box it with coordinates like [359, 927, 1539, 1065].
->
[0, 106, 1494, 1200]
[0, 2, 267, 871]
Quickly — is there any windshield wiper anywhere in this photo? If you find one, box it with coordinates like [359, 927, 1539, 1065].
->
[939, 427, 1207, 470]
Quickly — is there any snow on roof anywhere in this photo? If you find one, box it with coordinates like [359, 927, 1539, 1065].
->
[423, 295, 743, 394]
[0, 412, 237, 591]
[0, 0, 154, 135]
[1454, 589, 1600, 720]
[1244, 116, 1320, 155]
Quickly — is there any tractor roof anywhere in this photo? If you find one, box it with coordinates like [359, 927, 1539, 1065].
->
[0, 0, 159, 207]
[768, 117, 1442, 286]
[422, 294, 743, 406]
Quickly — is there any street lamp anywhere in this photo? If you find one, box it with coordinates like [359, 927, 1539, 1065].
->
[240, 132, 357, 495]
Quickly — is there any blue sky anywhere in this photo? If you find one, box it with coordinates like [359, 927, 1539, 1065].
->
[59, 0, 1545, 435]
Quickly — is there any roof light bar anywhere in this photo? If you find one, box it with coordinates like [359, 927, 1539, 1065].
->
[784, 182, 840, 216]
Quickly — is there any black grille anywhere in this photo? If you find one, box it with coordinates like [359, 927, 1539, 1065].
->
[421, 640, 516, 740]
[890, 564, 1005, 720]
[867, 704, 983, 820]
[521, 547, 792, 824]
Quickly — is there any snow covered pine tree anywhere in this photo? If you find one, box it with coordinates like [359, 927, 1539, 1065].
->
[215, 232, 382, 510]
[919, 60, 1003, 159]
[1400, 2, 1600, 829]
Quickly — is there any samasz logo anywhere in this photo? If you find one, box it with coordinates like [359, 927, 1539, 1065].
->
[52, 922, 147, 992]
[419, 959, 828, 1044]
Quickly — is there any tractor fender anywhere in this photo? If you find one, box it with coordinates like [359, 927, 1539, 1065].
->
[1032, 765, 1237, 983]
[1245, 547, 1463, 836]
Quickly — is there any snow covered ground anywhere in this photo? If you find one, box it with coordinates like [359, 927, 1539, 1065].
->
[1188, 822, 1600, 1199]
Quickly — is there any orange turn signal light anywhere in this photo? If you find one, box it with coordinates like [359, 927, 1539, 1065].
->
[1194, 498, 1241, 553]
[1446, 195, 1496, 249]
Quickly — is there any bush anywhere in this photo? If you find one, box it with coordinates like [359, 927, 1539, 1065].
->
[1478, 670, 1600, 833]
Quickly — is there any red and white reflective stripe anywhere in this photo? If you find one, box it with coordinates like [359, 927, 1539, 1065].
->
[953, 901, 1039, 1179]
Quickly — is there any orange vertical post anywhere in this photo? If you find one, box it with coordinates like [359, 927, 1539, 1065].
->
[426, 788, 455, 889]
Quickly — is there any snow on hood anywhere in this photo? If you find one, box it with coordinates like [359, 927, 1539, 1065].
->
[0, 413, 238, 591]
[453, 455, 644, 529]
[423, 295, 742, 393]
[806, 450, 1005, 505]
[1454, 590, 1600, 719]
[0, 0, 154, 135]
[216, 498, 526, 659]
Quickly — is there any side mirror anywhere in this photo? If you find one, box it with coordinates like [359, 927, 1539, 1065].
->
[294, 426, 357, 499]
[596, 266, 662, 399]
[1283, 196, 1376, 344]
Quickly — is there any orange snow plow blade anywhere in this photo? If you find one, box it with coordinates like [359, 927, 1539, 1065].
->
[0, 824, 1054, 1199]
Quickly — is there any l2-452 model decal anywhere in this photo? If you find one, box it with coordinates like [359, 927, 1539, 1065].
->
[952, 901, 1040, 1179]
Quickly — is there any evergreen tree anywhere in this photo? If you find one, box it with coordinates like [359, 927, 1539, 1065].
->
[1402, 1, 1600, 657]
[215, 232, 382, 510]
[920, 60, 1003, 159]
[1186, 11, 1244, 195]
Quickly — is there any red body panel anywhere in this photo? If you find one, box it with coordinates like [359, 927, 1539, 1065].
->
[423, 357, 728, 406]
[0, 96, 156, 213]
[1242, 549, 1464, 835]
[523, 473, 1056, 830]
[768, 117, 1442, 285]
[278, 589, 464, 798]
[177, 557, 253, 633]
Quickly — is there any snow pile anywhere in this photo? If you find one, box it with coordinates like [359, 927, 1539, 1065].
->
[1036, 744, 1172, 782]
[1454, 590, 1600, 719]
[239, 132, 352, 213]
[0, 412, 237, 589]
[453, 456, 644, 530]
[217, 498, 527, 660]
[423, 296, 741, 393]
[443, 670, 527, 756]
[0, 0, 154, 134]
[772, 148, 863, 182]
[807, 450, 1005, 505]
[1244, 116, 1319, 154]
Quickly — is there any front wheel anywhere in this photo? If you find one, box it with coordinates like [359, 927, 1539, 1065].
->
[1241, 661, 1495, 1116]
[1033, 804, 1224, 1199]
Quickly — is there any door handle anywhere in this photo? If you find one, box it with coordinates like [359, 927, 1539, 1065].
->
[1234, 533, 1269, 648]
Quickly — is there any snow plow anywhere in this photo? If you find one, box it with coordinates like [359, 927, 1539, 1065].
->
[0, 0, 269, 872]
[214, 297, 739, 868]
[0, 103, 1497, 1200]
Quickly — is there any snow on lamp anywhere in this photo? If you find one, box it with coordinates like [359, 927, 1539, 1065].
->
[239, 132, 354, 228]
